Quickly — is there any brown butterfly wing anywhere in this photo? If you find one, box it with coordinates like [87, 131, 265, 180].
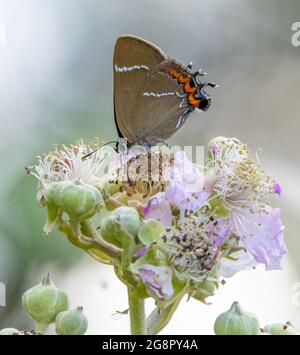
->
[133, 60, 194, 144]
[113, 36, 194, 145]
[113, 35, 167, 144]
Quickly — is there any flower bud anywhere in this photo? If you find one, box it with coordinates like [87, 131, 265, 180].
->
[0, 328, 20, 335]
[214, 302, 260, 335]
[22, 274, 69, 333]
[44, 179, 103, 221]
[263, 322, 298, 335]
[55, 306, 88, 335]
[101, 206, 140, 247]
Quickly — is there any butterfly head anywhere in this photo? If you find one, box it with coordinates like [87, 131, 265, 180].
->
[195, 81, 218, 111]
[194, 89, 212, 111]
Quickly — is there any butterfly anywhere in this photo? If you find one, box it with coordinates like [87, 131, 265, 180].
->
[113, 35, 217, 147]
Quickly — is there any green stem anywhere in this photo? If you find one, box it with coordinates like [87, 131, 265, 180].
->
[35, 322, 49, 334]
[81, 220, 122, 260]
[146, 296, 183, 335]
[128, 287, 146, 335]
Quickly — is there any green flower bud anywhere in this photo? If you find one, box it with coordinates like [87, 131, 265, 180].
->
[101, 207, 140, 247]
[44, 179, 103, 221]
[22, 274, 69, 333]
[0, 328, 20, 335]
[55, 306, 88, 335]
[214, 302, 260, 335]
[263, 322, 298, 335]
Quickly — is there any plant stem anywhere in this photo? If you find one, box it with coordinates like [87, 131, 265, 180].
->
[127, 287, 146, 335]
[81, 220, 122, 259]
[35, 322, 48, 334]
[146, 297, 182, 335]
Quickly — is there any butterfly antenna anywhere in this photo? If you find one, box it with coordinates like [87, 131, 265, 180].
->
[82, 140, 117, 160]
[202, 82, 219, 89]
[192, 69, 207, 78]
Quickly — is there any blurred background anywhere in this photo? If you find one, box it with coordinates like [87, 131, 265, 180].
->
[0, 0, 300, 334]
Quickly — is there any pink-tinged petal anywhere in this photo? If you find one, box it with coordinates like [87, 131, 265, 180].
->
[273, 182, 282, 196]
[220, 249, 258, 278]
[138, 265, 174, 300]
[231, 206, 286, 270]
[169, 151, 204, 193]
[162, 150, 209, 212]
[166, 183, 209, 212]
[143, 192, 172, 226]
[206, 218, 232, 249]
[209, 143, 219, 155]
[203, 178, 213, 193]
[133, 246, 149, 258]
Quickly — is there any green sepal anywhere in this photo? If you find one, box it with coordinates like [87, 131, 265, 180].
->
[155, 277, 188, 309]
[130, 244, 168, 270]
[43, 202, 60, 236]
[138, 219, 165, 246]
[208, 197, 230, 218]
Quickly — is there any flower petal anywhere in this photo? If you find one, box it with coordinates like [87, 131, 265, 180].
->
[206, 218, 232, 249]
[138, 264, 174, 300]
[231, 206, 286, 270]
[169, 151, 204, 193]
[143, 192, 172, 226]
[166, 182, 209, 212]
[220, 249, 258, 278]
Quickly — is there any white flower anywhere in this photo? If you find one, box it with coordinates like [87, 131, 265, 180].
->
[28, 139, 115, 187]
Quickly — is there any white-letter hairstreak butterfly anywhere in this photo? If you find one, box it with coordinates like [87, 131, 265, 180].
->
[83, 35, 216, 160]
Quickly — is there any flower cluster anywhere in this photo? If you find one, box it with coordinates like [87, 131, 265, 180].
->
[28, 136, 286, 309]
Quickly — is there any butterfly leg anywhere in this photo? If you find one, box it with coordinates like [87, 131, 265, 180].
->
[201, 81, 219, 89]
[176, 107, 194, 128]
[175, 91, 186, 98]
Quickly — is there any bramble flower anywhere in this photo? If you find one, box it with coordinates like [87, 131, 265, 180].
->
[144, 151, 209, 222]
[106, 144, 171, 199]
[26, 140, 111, 231]
[161, 217, 221, 282]
[206, 137, 286, 270]
[28, 139, 111, 187]
[28, 135, 287, 334]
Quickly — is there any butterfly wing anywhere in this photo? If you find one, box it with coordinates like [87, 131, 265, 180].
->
[113, 35, 167, 144]
[113, 36, 196, 145]
[133, 60, 195, 144]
